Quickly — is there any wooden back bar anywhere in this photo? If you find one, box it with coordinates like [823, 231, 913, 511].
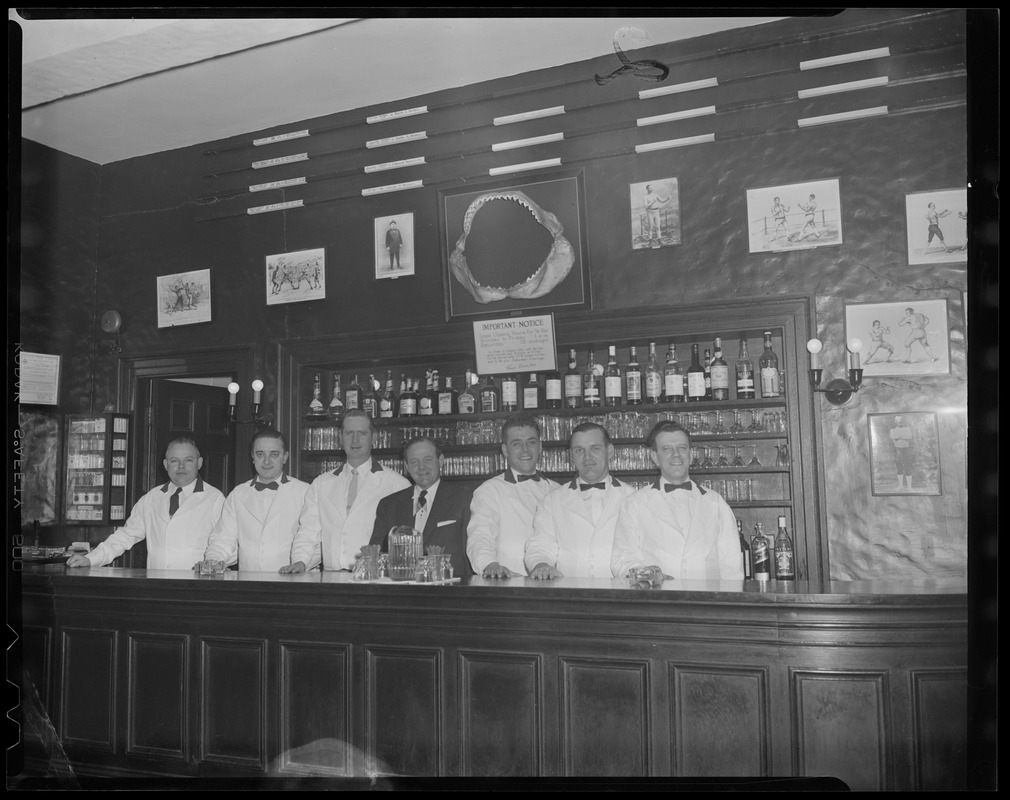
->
[18, 567, 966, 789]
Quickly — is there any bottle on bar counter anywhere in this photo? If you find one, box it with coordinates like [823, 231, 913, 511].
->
[583, 349, 602, 408]
[327, 373, 344, 419]
[564, 349, 583, 409]
[379, 370, 398, 418]
[419, 370, 436, 416]
[686, 344, 706, 402]
[604, 345, 622, 406]
[399, 378, 419, 417]
[737, 519, 753, 580]
[710, 338, 730, 401]
[625, 345, 642, 405]
[501, 372, 519, 412]
[751, 522, 771, 581]
[774, 515, 795, 580]
[544, 364, 562, 410]
[523, 372, 544, 410]
[458, 370, 477, 414]
[362, 374, 379, 418]
[665, 344, 685, 403]
[644, 342, 663, 404]
[438, 375, 459, 415]
[760, 330, 781, 397]
[736, 337, 755, 401]
[345, 374, 363, 411]
[703, 348, 713, 400]
[480, 374, 501, 413]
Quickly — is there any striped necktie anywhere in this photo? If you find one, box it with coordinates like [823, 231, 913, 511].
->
[346, 468, 358, 512]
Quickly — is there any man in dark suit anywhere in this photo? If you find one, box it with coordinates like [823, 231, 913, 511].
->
[370, 435, 474, 577]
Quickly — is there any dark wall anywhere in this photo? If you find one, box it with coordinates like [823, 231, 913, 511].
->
[21, 9, 971, 577]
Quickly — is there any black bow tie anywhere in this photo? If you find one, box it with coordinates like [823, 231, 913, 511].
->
[579, 482, 606, 491]
[517, 473, 541, 482]
[255, 481, 279, 492]
[664, 481, 692, 492]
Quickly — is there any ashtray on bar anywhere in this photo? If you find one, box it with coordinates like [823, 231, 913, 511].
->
[628, 566, 665, 589]
[197, 559, 226, 576]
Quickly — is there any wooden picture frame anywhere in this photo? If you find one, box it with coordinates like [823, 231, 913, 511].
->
[844, 299, 950, 378]
[868, 412, 942, 496]
[904, 187, 968, 265]
[438, 169, 590, 321]
[746, 177, 842, 253]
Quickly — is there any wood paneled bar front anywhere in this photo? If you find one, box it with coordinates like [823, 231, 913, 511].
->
[18, 566, 966, 789]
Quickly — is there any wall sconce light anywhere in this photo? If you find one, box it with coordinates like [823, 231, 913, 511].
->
[807, 338, 864, 405]
[227, 379, 273, 431]
[100, 310, 123, 355]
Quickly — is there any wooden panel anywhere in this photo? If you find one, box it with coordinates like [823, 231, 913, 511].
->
[60, 627, 116, 752]
[672, 664, 769, 777]
[459, 651, 542, 777]
[911, 669, 967, 790]
[561, 658, 649, 777]
[199, 637, 267, 770]
[366, 646, 441, 777]
[277, 641, 352, 776]
[21, 625, 52, 710]
[127, 633, 188, 760]
[792, 669, 890, 791]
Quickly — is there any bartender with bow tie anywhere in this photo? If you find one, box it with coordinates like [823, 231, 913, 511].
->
[525, 422, 635, 579]
[611, 420, 744, 582]
[200, 428, 309, 572]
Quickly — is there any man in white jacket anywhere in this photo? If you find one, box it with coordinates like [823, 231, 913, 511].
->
[611, 420, 743, 582]
[282, 409, 409, 572]
[525, 422, 635, 579]
[200, 428, 309, 572]
[67, 438, 225, 570]
[466, 412, 559, 579]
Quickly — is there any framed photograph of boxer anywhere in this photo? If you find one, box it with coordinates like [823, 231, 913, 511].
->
[746, 178, 842, 253]
[630, 177, 681, 250]
[904, 188, 968, 265]
[157, 269, 212, 327]
[868, 411, 941, 496]
[844, 299, 950, 378]
[265, 248, 325, 305]
[375, 213, 415, 279]
[438, 169, 590, 321]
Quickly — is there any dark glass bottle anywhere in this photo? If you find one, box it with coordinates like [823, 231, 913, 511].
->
[686, 344, 706, 402]
[625, 345, 642, 405]
[564, 349, 583, 409]
[479, 374, 501, 413]
[760, 330, 781, 397]
[437, 375, 459, 415]
[644, 342, 663, 404]
[544, 365, 562, 410]
[735, 338, 755, 401]
[710, 338, 730, 401]
[419, 370, 436, 416]
[345, 374, 363, 411]
[327, 373, 344, 419]
[738, 519, 753, 580]
[751, 522, 771, 581]
[583, 349, 602, 408]
[379, 370, 398, 418]
[501, 373, 519, 412]
[362, 374, 379, 418]
[665, 344, 685, 403]
[399, 378, 419, 417]
[604, 345, 622, 407]
[458, 370, 477, 415]
[774, 515, 795, 580]
[523, 372, 544, 410]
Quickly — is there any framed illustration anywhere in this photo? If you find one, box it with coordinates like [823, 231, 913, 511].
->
[905, 187, 968, 265]
[438, 169, 590, 321]
[18, 410, 61, 524]
[630, 177, 681, 250]
[844, 299, 950, 377]
[746, 178, 842, 253]
[868, 412, 942, 496]
[374, 213, 415, 279]
[157, 269, 211, 327]
[266, 247, 325, 305]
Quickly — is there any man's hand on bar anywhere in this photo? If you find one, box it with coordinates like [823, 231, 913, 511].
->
[279, 561, 307, 574]
[482, 561, 518, 580]
[529, 562, 563, 580]
[66, 554, 91, 568]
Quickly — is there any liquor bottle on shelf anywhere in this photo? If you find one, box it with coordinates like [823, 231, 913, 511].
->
[345, 374, 364, 411]
[501, 373, 519, 412]
[399, 378, 419, 417]
[760, 330, 781, 397]
[399, 374, 407, 398]
[362, 374, 379, 418]
[735, 337, 755, 401]
[751, 522, 771, 581]
[583, 348, 602, 408]
[664, 344, 685, 403]
[308, 373, 326, 416]
[774, 515, 795, 580]
[327, 373, 343, 419]
[419, 370, 436, 416]
[523, 373, 544, 410]
[604, 345, 622, 407]
[379, 370, 398, 418]
[544, 364, 562, 409]
[710, 338, 730, 401]
[644, 342, 663, 404]
[564, 349, 583, 409]
[625, 345, 642, 405]
[458, 370, 477, 414]
[703, 349, 713, 400]
[686, 344, 706, 402]
[438, 375, 459, 415]
[737, 519, 753, 580]
[480, 374, 501, 413]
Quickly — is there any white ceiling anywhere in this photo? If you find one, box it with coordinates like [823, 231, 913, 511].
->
[14, 12, 784, 165]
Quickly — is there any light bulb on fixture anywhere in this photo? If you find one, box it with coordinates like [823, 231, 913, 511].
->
[807, 335, 863, 406]
[225, 379, 272, 432]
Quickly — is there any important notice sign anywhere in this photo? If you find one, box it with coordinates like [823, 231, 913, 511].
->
[473, 314, 558, 376]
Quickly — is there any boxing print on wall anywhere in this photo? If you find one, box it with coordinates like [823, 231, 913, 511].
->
[157, 269, 212, 327]
[843, 298, 951, 378]
[630, 177, 681, 250]
[867, 411, 942, 497]
[265, 248, 326, 305]
[746, 178, 842, 254]
[374, 213, 415, 280]
[904, 187, 968, 265]
[438, 169, 590, 321]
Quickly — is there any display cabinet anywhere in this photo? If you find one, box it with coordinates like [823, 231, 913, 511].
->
[61, 413, 130, 525]
[279, 297, 824, 579]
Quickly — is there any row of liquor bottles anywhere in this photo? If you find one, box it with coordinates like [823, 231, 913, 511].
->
[740, 517, 795, 581]
[306, 332, 783, 419]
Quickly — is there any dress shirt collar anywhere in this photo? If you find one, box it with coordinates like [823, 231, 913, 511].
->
[335, 458, 376, 476]
[163, 476, 204, 496]
[568, 475, 622, 491]
[414, 479, 440, 505]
